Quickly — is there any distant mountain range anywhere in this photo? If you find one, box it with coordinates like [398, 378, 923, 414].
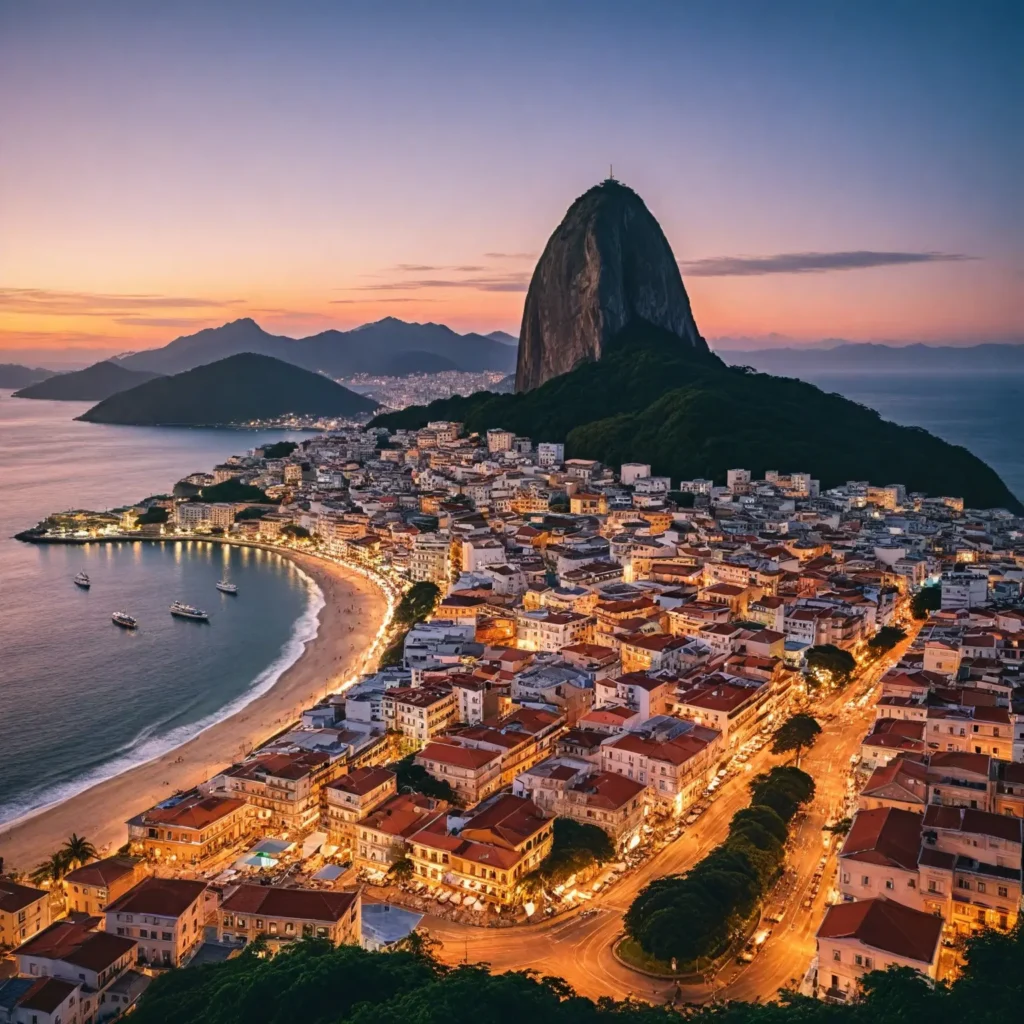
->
[113, 317, 518, 377]
[79, 353, 378, 426]
[14, 361, 162, 401]
[0, 364, 55, 389]
[720, 342, 1024, 374]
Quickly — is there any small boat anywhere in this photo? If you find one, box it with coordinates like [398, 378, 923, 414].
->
[216, 580, 238, 594]
[73, 572, 91, 589]
[111, 611, 138, 629]
[170, 600, 209, 621]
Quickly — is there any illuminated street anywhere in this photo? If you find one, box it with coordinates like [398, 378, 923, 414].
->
[421, 632, 917, 1005]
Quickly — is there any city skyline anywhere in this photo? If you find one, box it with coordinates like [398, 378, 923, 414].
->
[2, 0, 1022, 366]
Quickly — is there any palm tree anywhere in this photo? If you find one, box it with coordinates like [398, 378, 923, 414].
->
[30, 852, 68, 888]
[61, 833, 97, 871]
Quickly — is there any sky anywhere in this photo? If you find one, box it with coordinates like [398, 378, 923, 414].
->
[1, 0, 1022, 366]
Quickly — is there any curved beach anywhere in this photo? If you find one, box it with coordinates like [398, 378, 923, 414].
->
[0, 551, 388, 874]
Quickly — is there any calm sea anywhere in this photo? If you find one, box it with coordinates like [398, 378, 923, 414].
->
[0, 392, 316, 827]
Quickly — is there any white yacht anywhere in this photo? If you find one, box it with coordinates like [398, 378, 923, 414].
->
[111, 611, 138, 629]
[216, 580, 238, 594]
[73, 572, 91, 589]
[170, 601, 209, 621]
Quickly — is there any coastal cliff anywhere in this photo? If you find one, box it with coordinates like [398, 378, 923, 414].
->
[515, 179, 707, 392]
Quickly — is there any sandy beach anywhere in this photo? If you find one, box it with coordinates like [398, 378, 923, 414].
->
[0, 550, 388, 875]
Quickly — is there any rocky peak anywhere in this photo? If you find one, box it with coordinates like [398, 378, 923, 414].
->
[515, 179, 707, 392]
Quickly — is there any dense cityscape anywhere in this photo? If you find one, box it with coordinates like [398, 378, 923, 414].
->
[4, 418, 1024, 1020]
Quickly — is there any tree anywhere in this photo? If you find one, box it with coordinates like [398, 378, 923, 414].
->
[805, 644, 856, 690]
[532, 818, 614, 886]
[260, 441, 298, 460]
[136, 505, 169, 525]
[61, 833, 97, 871]
[389, 754, 458, 805]
[387, 856, 415, 883]
[393, 582, 440, 628]
[869, 625, 907, 651]
[912, 584, 942, 620]
[282, 523, 311, 541]
[771, 713, 822, 766]
[30, 852, 68, 887]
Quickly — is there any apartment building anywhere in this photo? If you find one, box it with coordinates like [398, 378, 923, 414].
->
[515, 609, 591, 652]
[381, 685, 458, 746]
[354, 793, 449, 870]
[63, 857, 146, 917]
[594, 672, 672, 721]
[408, 794, 553, 906]
[0, 880, 50, 949]
[816, 898, 942, 1002]
[126, 791, 253, 867]
[103, 878, 207, 968]
[219, 885, 360, 948]
[322, 766, 397, 850]
[415, 740, 503, 806]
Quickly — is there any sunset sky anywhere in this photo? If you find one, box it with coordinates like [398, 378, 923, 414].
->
[2, 1, 1022, 366]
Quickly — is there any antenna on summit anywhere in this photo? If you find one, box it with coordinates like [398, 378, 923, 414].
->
[608, 163, 616, 181]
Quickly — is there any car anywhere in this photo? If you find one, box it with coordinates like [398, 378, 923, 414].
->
[736, 949, 755, 964]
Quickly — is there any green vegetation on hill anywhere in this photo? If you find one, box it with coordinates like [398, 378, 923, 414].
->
[524, 818, 614, 890]
[624, 766, 814, 966]
[77, 353, 378, 426]
[128, 922, 1024, 1024]
[200, 479, 276, 504]
[379, 582, 442, 668]
[261, 441, 299, 459]
[371, 323, 1021, 511]
[388, 753, 458, 804]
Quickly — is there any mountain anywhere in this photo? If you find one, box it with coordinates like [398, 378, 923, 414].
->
[515, 179, 707, 392]
[722, 342, 1024, 375]
[79, 353, 378, 426]
[0, 364, 55, 389]
[487, 330, 519, 346]
[115, 317, 517, 377]
[115, 319, 293, 375]
[13, 360, 162, 400]
[372, 321, 1021, 512]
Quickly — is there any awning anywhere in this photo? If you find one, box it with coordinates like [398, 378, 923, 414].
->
[302, 831, 328, 858]
[312, 864, 345, 881]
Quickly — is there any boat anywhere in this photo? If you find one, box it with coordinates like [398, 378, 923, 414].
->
[170, 600, 209, 621]
[216, 580, 238, 594]
[111, 611, 138, 629]
[73, 572, 91, 589]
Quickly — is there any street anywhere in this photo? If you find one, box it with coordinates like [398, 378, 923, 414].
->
[420, 633, 915, 1005]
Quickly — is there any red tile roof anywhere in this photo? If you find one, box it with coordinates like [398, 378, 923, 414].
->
[326, 766, 396, 796]
[923, 805, 1024, 844]
[17, 977, 78, 1014]
[63, 856, 139, 889]
[15, 917, 136, 973]
[221, 884, 357, 923]
[0, 878, 46, 913]
[817, 897, 942, 964]
[105, 878, 207, 919]
[841, 808, 923, 871]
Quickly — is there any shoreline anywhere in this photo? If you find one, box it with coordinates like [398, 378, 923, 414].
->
[0, 544, 390, 874]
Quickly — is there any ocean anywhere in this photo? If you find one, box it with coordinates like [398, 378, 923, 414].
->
[0, 392, 314, 827]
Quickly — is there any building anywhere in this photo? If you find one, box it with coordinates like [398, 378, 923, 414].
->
[219, 885, 360, 948]
[408, 794, 553, 906]
[815, 898, 943, 1001]
[536, 443, 564, 467]
[381, 685, 458, 746]
[514, 761, 647, 845]
[0, 976, 81, 1024]
[410, 533, 450, 585]
[103, 878, 207, 969]
[126, 791, 253, 867]
[322, 766, 397, 850]
[516, 609, 591, 652]
[354, 793, 449, 870]
[221, 750, 335, 832]
[0, 879, 50, 948]
[14, 917, 138, 1023]
[63, 857, 146, 918]
[486, 428, 515, 453]
[415, 740, 504, 806]
[594, 672, 672, 720]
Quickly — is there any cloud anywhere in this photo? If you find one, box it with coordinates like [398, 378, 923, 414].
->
[484, 252, 536, 261]
[329, 297, 437, 305]
[391, 263, 487, 273]
[113, 316, 218, 328]
[679, 250, 976, 277]
[684, 250, 978, 277]
[349, 272, 530, 294]
[0, 288, 246, 315]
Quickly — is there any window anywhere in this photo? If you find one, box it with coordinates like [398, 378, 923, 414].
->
[832, 950, 841, 962]
[864, 957, 873, 969]
[861, 876, 870, 886]
[854, 954, 863, 966]
[162, 932, 172, 941]
[998, 886, 1009, 898]
[977, 882, 987, 894]
[885, 879, 894, 890]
